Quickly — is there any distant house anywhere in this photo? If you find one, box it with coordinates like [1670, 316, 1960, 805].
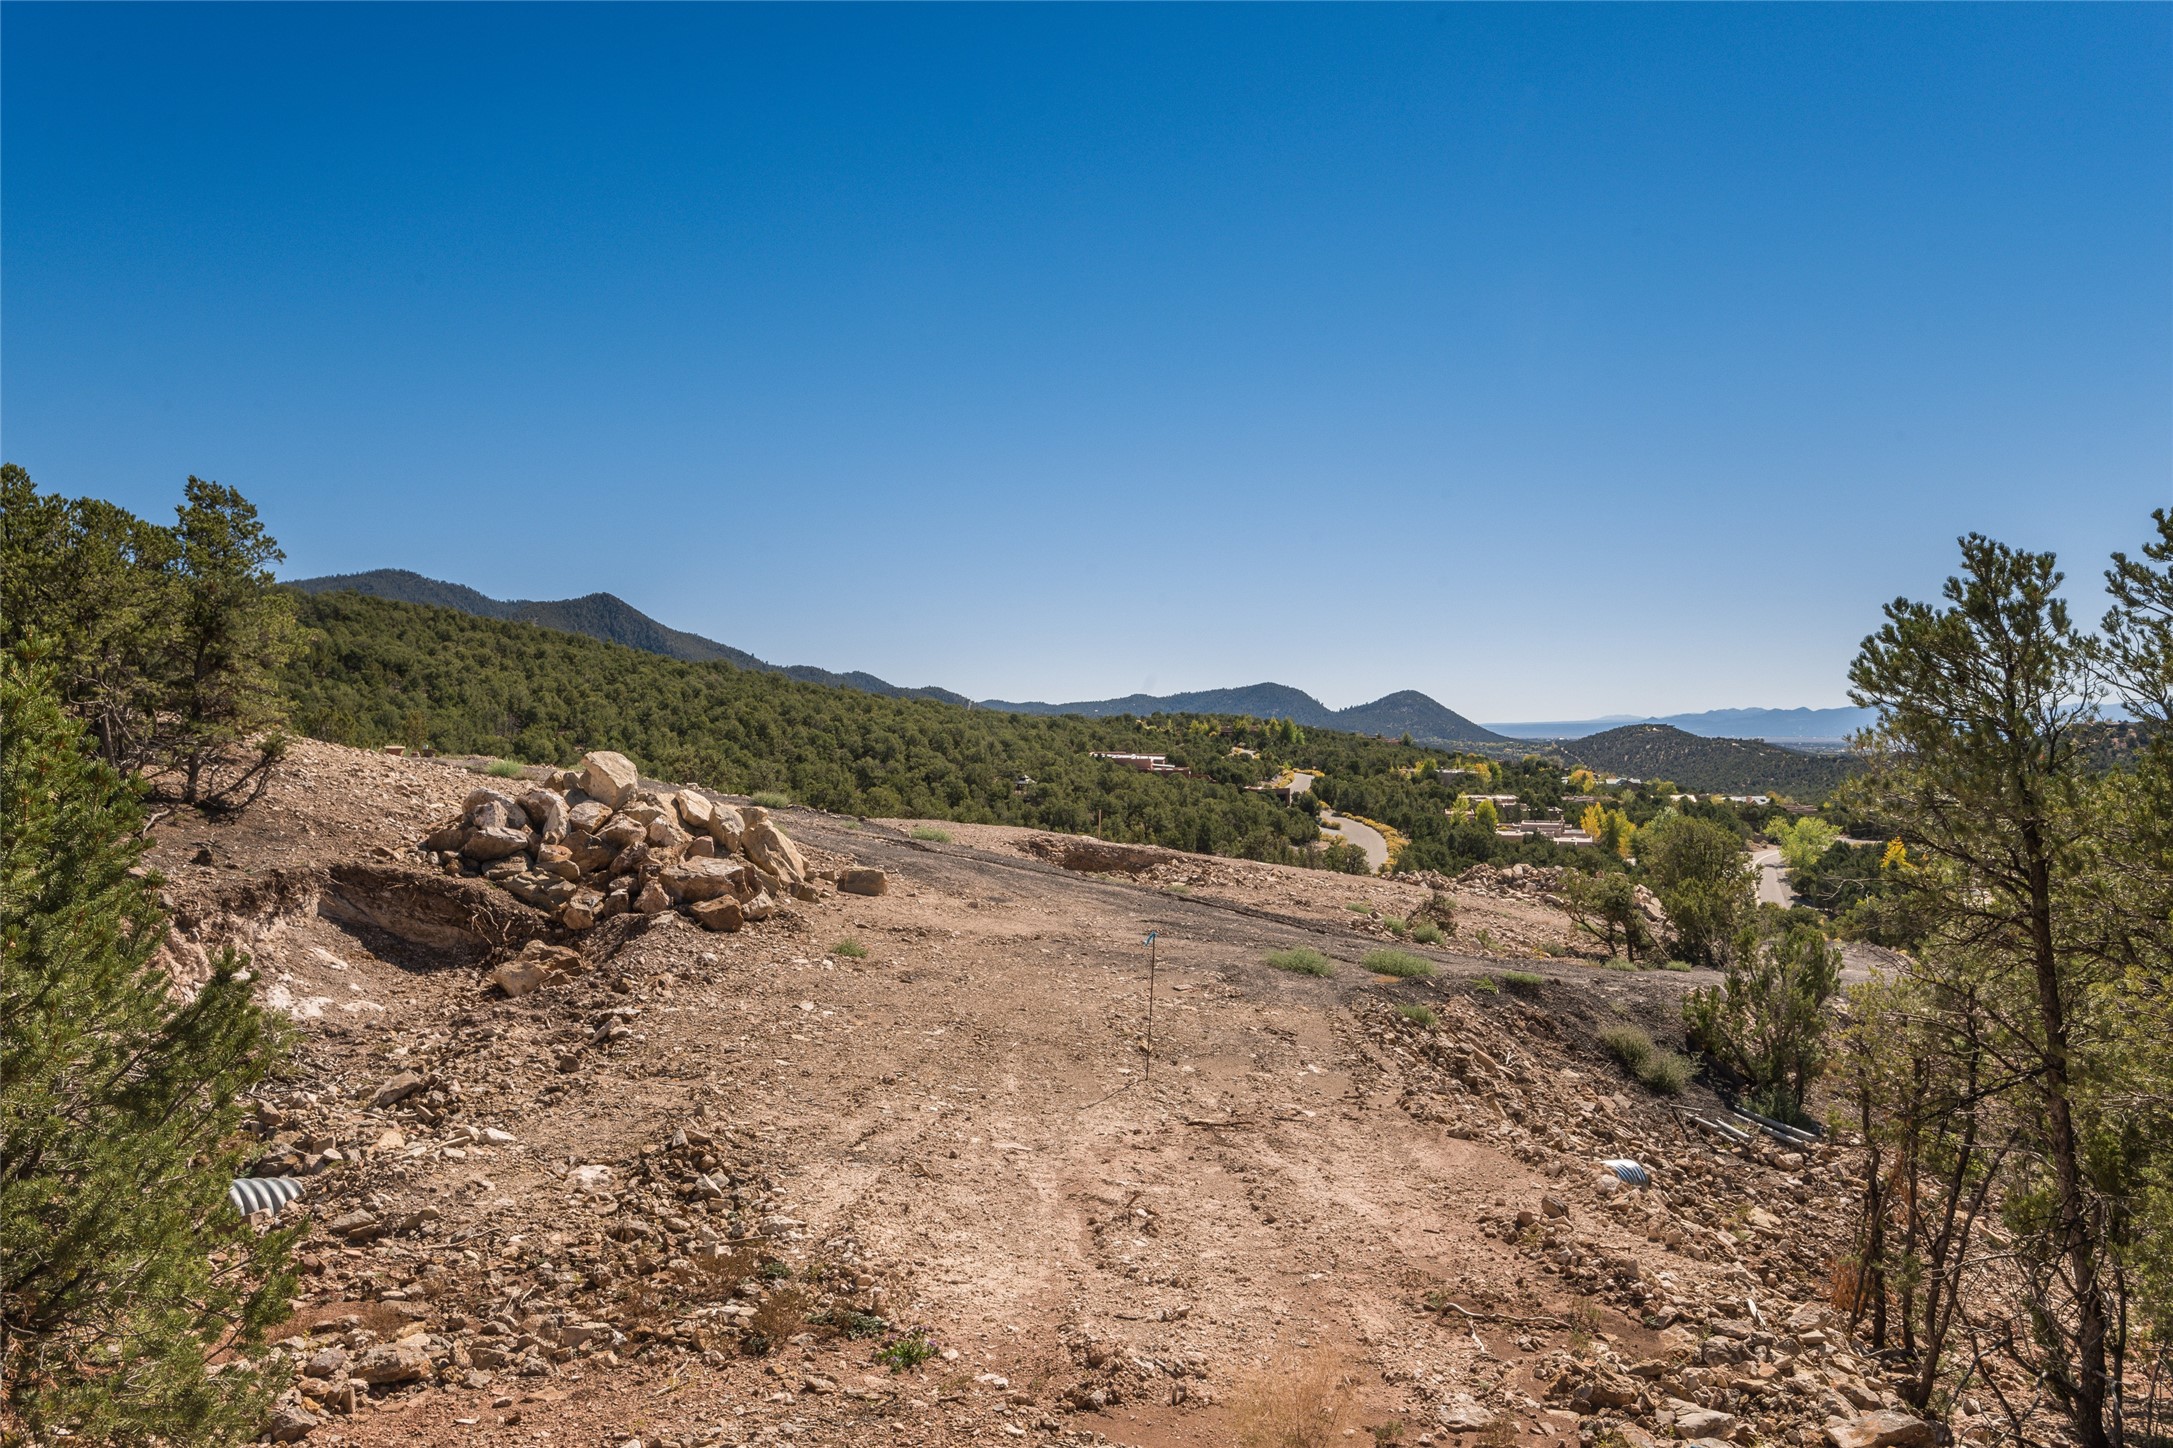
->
[1091, 751, 1185, 775]
[1497, 822, 1595, 846]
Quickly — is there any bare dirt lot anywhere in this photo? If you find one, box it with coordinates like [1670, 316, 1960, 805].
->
[152, 741, 1905, 1448]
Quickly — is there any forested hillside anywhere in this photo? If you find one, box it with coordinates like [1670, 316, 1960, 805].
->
[289, 569, 971, 704]
[1568, 723, 1855, 797]
[288, 592, 1333, 858]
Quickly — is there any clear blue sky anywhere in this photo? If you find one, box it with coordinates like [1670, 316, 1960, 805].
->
[5, 4, 2168, 719]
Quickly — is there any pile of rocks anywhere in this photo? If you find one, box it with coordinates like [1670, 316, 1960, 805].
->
[418, 752, 816, 934]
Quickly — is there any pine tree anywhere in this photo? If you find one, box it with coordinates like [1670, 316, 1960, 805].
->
[1, 639, 295, 1445]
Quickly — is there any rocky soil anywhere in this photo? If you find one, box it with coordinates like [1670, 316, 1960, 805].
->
[148, 740, 1959, 1448]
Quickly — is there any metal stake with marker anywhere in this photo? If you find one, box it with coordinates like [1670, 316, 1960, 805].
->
[1144, 930, 1158, 1088]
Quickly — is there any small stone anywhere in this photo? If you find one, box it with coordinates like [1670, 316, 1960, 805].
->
[491, 959, 551, 998]
[353, 1338, 432, 1385]
[836, 867, 888, 897]
[1676, 1407, 1737, 1438]
[635, 881, 671, 914]
[1826, 1411, 1935, 1448]
[304, 1346, 350, 1379]
[371, 1070, 426, 1107]
[267, 1398, 321, 1441]
[1434, 1400, 1497, 1432]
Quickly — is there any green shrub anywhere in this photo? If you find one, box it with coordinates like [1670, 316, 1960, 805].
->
[1345, 901, 1375, 915]
[909, 825, 952, 843]
[750, 790, 792, 809]
[1396, 1003, 1438, 1029]
[1409, 920, 1445, 946]
[831, 937, 868, 960]
[835, 1309, 889, 1340]
[1268, 947, 1335, 978]
[1, 647, 297, 1444]
[1386, 916, 1408, 937]
[1661, 959, 1694, 972]
[1501, 970, 1545, 995]
[876, 1326, 938, 1372]
[1363, 949, 1434, 979]
[486, 757, 523, 778]
[1471, 975, 1499, 995]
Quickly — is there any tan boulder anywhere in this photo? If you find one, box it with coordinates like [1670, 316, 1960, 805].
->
[742, 817, 806, 885]
[836, 867, 888, 897]
[353, 1337, 432, 1386]
[707, 803, 745, 853]
[560, 891, 603, 930]
[742, 890, 777, 921]
[535, 844, 580, 880]
[688, 835, 716, 858]
[462, 825, 532, 861]
[567, 799, 612, 833]
[690, 897, 743, 932]
[662, 856, 749, 903]
[520, 789, 568, 843]
[676, 790, 715, 832]
[463, 786, 524, 823]
[421, 822, 467, 853]
[1826, 1412, 1934, 1448]
[634, 880, 671, 914]
[579, 751, 640, 809]
[597, 813, 647, 849]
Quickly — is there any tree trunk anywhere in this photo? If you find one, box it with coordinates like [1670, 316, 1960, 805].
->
[2024, 831, 2113, 1448]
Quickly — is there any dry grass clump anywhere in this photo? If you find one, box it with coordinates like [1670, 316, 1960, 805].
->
[744, 1284, 813, 1355]
[1230, 1353, 1354, 1448]
[1268, 947, 1335, 978]
[1596, 1023, 1692, 1096]
[1362, 949, 1434, 979]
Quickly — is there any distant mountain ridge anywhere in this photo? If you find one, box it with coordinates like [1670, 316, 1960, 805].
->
[982, 684, 1508, 745]
[1567, 723, 1857, 798]
[285, 570, 972, 705]
[288, 569, 1510, 744]
[1486, 705, 1877, 743]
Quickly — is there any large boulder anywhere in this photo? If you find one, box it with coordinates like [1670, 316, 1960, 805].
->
[690, 897, 743, 932]
[706, 803, 745, 853]
[836, 867, 888, 897]
[462, 825, 532, 862]
[676, 790, 715, 833]
[742, 814, 806, 885]
[520, 789, 568, 843]
[662, 856, 750, 903]
[579, 751, 640, 809]
[463, 786, 525, 824]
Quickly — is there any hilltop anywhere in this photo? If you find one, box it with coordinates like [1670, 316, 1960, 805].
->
[1567, 723, 1856, 797]
[287, 569, 972, 705]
